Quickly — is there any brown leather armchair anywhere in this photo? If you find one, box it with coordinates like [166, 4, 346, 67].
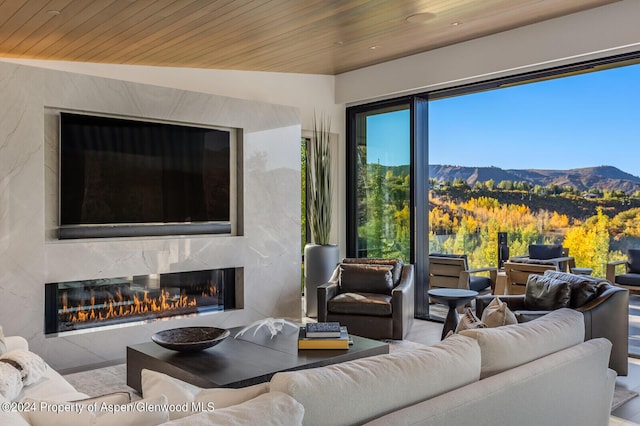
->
[475, 273, 629, 375]
[318, 258, 414, 340]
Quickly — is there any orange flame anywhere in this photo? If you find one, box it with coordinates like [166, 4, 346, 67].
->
[60, 283, 218, 325]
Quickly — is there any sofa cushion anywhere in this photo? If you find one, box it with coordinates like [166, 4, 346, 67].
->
[543, 270, 599, 307]
[327, 292, 392, 316]
[141, 369, 269, 420]
[270, 333, 481, 425]
[342, 258, 404, 284]
[628, 249, 640, 273]
[25, 394, 169, 426]
[480, 297, 517, 327]
[523, 275, 571, 310]
[339, 264, 394, 294]
[0, 394, 29, 425]
[163, 392, 304, 426]
[460, 308, 585, 379]
[529, 244, 563, 260]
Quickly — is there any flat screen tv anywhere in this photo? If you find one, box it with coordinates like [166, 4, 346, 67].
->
[59, 112, 232, 239]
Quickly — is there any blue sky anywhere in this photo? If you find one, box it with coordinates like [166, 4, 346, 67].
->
[367, 62, 640, 177]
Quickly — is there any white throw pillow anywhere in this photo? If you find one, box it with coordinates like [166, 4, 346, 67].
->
[0, 362, 23, 400]
[0, 326, 7, 355]
[141, 369, 268, 420]
[480, 297, 517, 327]
[0, 349, 48, 386]
[162, 392, 304, 426]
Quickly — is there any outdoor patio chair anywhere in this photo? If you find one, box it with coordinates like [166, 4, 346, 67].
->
[502, 260, 559, 295]
[509, 244, 575, 273]
[428, 253, 496, 294]
[606, 248, 640, 295]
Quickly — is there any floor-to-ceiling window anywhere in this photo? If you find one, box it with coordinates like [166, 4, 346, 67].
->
[348, 103, 411, 261]
[347, 51, 640, 323]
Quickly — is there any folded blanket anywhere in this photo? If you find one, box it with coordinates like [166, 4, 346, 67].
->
[0, 361, 23, 400]
[0, 349, 48, 386]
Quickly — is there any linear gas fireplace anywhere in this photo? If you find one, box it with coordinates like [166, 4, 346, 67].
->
[45, 269, 238, 335]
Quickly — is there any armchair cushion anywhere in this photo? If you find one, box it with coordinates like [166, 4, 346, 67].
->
[615, 273, 640, 287]
[524, 275, 571, 310]
[339, 264, 394, 294]
[328, 292, 392, 316]
[469, 275, 491, 292]
[529, 244, 563, 260]
[627, 249, 640, 273]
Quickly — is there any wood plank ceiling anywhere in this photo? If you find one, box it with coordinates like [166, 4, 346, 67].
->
[0, 0, 620, 75]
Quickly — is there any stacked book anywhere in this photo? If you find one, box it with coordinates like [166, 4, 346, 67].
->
[298, 322, 350, 349]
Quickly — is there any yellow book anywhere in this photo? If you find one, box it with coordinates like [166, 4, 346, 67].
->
[297, 326, 349, 350]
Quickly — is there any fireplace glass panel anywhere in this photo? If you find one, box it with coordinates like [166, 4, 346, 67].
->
[45, 269, 236, 334]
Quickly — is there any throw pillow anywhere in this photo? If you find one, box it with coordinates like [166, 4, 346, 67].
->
[455, 308, 487, 333]
[141, 369, 268, 420]
[0, 326, 6, 355]
[480, 297, 517, 327]
[339, 264, 394, 294]
[523, 275, 571, 310]
[543, 270, 599, 308]
[0, 349, 48, 386]
[0, 361, 23, 400]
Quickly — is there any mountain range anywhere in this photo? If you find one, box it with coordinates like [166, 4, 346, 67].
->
[429, 165, 640, 194]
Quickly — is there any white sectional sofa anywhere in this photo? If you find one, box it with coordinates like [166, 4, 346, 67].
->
[1, 308, 616, 425]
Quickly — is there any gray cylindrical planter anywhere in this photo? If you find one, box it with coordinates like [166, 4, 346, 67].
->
[304, 244, 339, 318]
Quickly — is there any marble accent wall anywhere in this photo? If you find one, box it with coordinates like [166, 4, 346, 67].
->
[0, 61, 302, 370]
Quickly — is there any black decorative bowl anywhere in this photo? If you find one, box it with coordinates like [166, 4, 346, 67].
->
[151, 326, 230, 352]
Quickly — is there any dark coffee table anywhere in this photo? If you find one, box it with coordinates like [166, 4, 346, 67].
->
[127, 325, 388, 392]
[428, 288, 478, 339]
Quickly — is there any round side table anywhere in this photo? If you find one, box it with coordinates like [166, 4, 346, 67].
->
[428, 288, 478, 339]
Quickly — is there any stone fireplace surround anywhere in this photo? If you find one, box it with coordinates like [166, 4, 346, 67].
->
[0, 61, 301, 371]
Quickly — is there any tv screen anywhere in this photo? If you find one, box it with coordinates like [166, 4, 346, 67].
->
[59, 113, 231, 239]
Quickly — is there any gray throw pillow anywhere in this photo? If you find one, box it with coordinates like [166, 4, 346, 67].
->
[543, 270, 599, 308]
[524, 275, 571, 310]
